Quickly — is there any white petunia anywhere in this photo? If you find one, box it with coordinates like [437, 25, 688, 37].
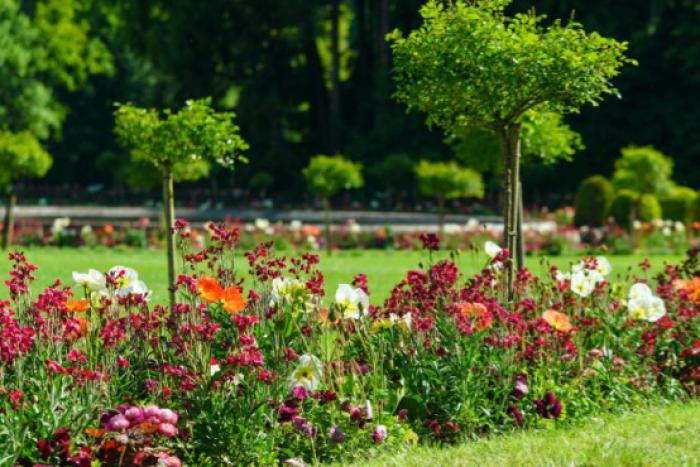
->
[287, 354, 323, 391]
[570, 270, 597, 297]
[335, 284, 370, 320]
[594, 256, 612, 276]
[73, 269, 107, 292]
[115, 279, 150, 301]
[484, 241, 502, 259]
[628, 296, 666, 322]
[628, 283, 653, 301]
[554, 269, 571, 282]
[108, 266, 139, 288]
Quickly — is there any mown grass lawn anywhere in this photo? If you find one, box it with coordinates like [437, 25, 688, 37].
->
[0, 247, 683, 304]
[351, 402, 700, 466]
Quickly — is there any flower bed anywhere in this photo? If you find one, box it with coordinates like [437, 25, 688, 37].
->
[1, 223, 699, 465]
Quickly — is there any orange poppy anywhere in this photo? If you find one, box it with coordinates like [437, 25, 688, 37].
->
[221, 286, 246, 314]
[66, 299, 89, 313]
[542, 309, 573, 333]
[674, 277, 700, 304]
[85, 427, 105, 438]
[456, 301, 493, 331]
[76, 316, 89, 338]
[197, 276, 223, 303]
[103, 224, 114, 234]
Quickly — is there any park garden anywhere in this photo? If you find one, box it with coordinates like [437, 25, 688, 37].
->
[1, 0, 700, 465]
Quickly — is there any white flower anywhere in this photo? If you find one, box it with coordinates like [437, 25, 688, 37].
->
[466, 218, 480, 230]
[652, 219, 664, 229]
[632, 220, 642, 231]
[443, 223, 461, 235]
[254, 218, 270, 230]
[484, 241, 502, 259]
[80, 225, 93, 237]
[51, 217, 71, 236]
[675, 221, 686, 232]
[348, 220, 362, 234]
[289, 220, 303, 232]
[287, 354, 323, 391]
[73, 269, 106, 292]
[115, 279, 150, 301]
[662, 226, 672, 236]
[89, 289, 110, 309]
[554, 269, 571, 282]
[628, 283, 653, 301]
[270, 277, 308, 306]
[389, 312, 412, 330]
[594, 256, 612, 276]
[108, 266, 139, 288]
[210, 364, 221, 376]
[334, 284, 369, 320]
[570, 270, 597, 297]
[628, 296, 666, 322]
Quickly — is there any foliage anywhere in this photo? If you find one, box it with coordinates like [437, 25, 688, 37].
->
[1, 230, 698, 464]
[608, 189, 638, 228]
[573, 175, 614, 227]
[660, 186, 697, 222]
[693, 190, 700, 222]
[0, 0, 112, 138]
[612, 146, 674, 197]
[303, 154, 364, 199]
[0, 131, 52, 188]
[388, 0, 633, 133]
[368, 154, 416, 194]
[114, 98, 248, 178]
[638, 194, 662, 222]
[414, 160, 484, 201]
[452, 111, 584, 174]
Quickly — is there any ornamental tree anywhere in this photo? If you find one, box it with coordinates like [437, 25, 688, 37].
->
[612, 146, 674, 198]
[114, 98, 248, 307]
[415, 160, 484, 233]
[389, 0, 632, 296]
[0, 131, 51, 249]
[302, 155, 363, 254]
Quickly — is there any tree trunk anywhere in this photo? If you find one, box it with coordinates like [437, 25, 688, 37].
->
[330, 0, 342, 153]
[500, 123, 521, 299]
[323, 196, 332, 255]
[2, 189, 16, 250]
[162, 168, 177, 308]
[516, 180, 525, 270]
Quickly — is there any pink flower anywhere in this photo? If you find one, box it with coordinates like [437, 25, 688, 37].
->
[158, 408, 179, 425]
[124, 406, 144, 423]
[144, 404, 160, 418]
[372, 425, 388, 443]
[106, 414, 130, 431]
[158, 422, 178, 437]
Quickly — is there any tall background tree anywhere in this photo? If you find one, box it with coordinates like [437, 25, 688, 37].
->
[389, 0, 632, 295]
[0, 0, 112, 245]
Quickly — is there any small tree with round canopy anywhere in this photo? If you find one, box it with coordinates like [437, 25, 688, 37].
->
[389, 0, 633, 297]
[415, 160, 484, 233]
[114, 98, 248, 307]
[302, 155, 363, 254]
[0, 131, 52, 249]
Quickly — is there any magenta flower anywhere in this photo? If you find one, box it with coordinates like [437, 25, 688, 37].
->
[106, 414, 130, 431]
[158, 408, 179, 425]
[372, 425, 388, 443]
[535, 391, 562, 419]
[158, 422, 179, 437]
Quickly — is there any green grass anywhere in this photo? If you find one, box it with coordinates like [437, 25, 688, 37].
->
[0, 247, 683, 304]
[351, 402, 700, 466]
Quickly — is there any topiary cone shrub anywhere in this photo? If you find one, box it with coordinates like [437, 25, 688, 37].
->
[661, 187, 697, 222]
[574, 175, 614, 227]
[638, 194, 662, 222]
[608, 189, 638, 228]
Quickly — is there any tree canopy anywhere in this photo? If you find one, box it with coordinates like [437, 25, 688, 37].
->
[303, 155, 364, 200]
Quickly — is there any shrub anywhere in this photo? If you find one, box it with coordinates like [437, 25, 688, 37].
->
[574, 175, 614, 227]
[692, 189, 700, 222]
[638, 194, 662, 222]
[608, 190, 638, 228]
[660, 186, 697, 222]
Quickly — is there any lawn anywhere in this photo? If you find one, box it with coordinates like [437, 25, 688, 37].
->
[1, 247, 684, 304]
[350, 402, 700, 466]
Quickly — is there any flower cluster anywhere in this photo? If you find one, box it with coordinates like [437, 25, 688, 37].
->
[0, 228, 698, 465]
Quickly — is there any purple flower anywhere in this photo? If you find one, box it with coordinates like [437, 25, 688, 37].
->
[508, 404, 523, 426]
[372, 425, 388, 443]
[329, 426, 346, 444]
[535, 391, 562, 419]
[512, 374, 529, 400]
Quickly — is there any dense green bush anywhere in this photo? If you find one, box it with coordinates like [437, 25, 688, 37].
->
[638, 194, 662, 222]
[574, 175, 614, 226]
[692, 189, 700, 222]
[660, 186, 697, 222]
[608, 190, 638, 228]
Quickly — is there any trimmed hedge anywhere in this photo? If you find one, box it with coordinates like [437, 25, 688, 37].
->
[574, 175, 614, 227]
[660, 186, 697, 222]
